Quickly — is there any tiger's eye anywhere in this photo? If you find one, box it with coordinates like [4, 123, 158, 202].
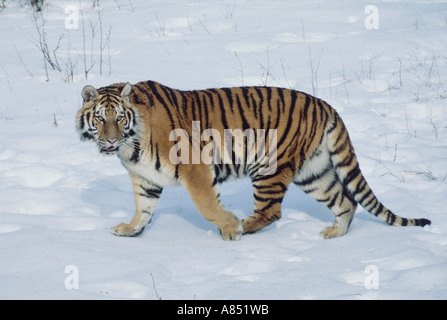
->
[95, 116, 104, 123]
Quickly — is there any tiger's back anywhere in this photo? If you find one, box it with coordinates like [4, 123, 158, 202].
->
[76, 80, 431, 240]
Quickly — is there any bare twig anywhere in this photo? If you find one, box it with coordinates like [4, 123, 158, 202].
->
[233, 51, 244, 86]
[258, 46, 272, 86]
[307, 45, 323, 96]
[150, 273, 161, 300]
[14, 45, 34, 78]
[31, 9, 63, 81]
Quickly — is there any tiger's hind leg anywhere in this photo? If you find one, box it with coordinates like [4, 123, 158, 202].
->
[294, 144, 357, 238]
[318, 185, 357, 239]
[295, 170, 357, 238]
[181, 163, 242, 241]
[242, 169, 293, 234]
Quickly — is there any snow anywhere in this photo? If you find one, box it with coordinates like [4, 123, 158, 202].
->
[1, 0, 447, 300]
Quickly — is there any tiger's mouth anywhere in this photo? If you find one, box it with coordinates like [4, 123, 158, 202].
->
[100, 145, 119, 154]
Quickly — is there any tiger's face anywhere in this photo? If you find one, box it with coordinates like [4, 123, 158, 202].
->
[76, 83, 139, 155]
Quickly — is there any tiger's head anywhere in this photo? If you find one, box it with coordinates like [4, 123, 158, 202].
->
[76, 82, 140, 155]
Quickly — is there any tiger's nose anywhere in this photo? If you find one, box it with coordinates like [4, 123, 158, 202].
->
[107, 138, 118, 144]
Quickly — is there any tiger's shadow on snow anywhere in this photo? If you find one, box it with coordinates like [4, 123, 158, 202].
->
[82, 175, 342, 236]
[81, 174, 222, 234]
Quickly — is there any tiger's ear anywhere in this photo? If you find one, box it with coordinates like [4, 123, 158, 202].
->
[121, 82, 132, 102]
[81, 85, 98, 102]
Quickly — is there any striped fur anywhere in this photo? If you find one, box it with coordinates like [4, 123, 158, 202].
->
[76, 80, 431, 240]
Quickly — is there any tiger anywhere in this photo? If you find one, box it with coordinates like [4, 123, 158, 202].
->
[76, 80, 431, 240]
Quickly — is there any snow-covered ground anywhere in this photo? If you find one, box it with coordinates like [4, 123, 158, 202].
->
[0, 0, 446, 299]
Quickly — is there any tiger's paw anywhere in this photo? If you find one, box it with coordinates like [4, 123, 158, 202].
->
[218, 220, 243, 241]
[319, 226, 346, 239]
[242, 217, 261, 234]
[111, 223, 144, 237]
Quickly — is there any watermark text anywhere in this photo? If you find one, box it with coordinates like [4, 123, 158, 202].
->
[169, 121, 277, 175]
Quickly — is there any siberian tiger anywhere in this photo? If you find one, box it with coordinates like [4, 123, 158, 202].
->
[76, 80, 431, 240]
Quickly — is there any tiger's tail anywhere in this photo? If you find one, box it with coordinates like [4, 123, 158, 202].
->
[327, 112, 431, 227]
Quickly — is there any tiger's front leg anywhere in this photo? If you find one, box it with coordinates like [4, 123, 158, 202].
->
[111, 174, 162, 237]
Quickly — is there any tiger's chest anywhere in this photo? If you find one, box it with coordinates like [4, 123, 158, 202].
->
[120, 156, 180, 187]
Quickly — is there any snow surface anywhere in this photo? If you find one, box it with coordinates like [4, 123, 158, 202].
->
[1, 0, 447, 300]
